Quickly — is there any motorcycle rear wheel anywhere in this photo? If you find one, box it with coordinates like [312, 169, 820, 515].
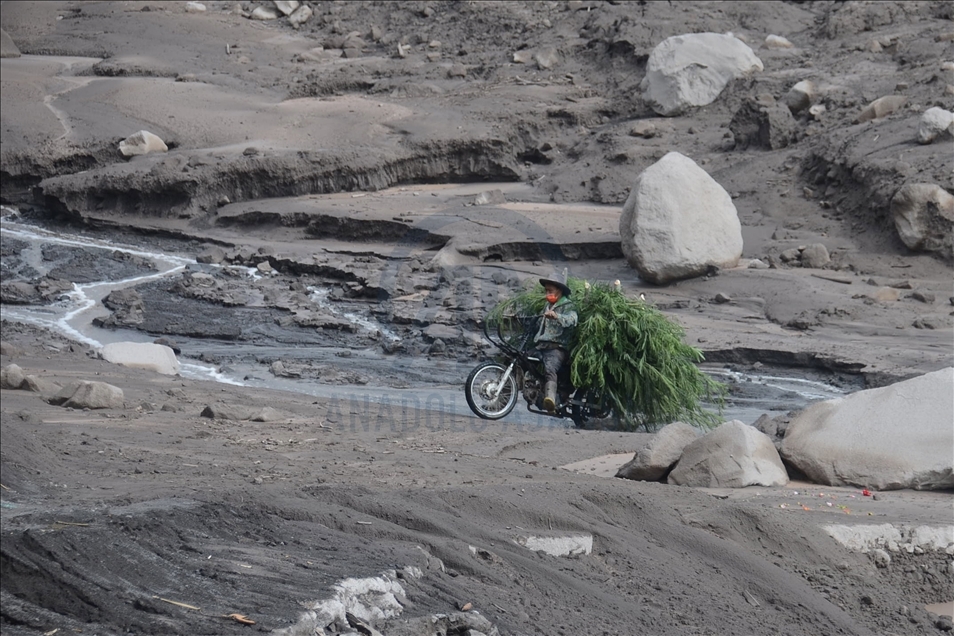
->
[465, 361, 519, 420]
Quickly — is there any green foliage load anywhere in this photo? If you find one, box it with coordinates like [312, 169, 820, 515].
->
[489, 277, 725, 431]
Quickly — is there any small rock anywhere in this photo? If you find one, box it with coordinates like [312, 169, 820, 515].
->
[273, 1, 299, 16]
[779, 248, 801, 263]
[800, 243, 830, 269]
[871, 287, 900, 302]
[534, 47, 560, 70]
[764, 34, 793, 49]
[250, 6, 279, 20]
[784, 80, 816, 113]
[747, 258, 769, 269]
[869, 548, 891, 568]
[184, 2, 206, 13]
[857, 95, 907, 123]
[629, 121, 658, 138]
[288, 4, 312, 27]
[937, 616, 954, 632]
[910, 290, 936, 304]
[808, 103, 826, 120]
[447, 64, 467, 78]
[512, 50, 533, 65]
[713, 293, 731, 304]
[256, 261, 273, 274]
[119, 130, 168, 157]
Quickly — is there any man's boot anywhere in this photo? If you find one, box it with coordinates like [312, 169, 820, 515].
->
[543, 381, 557, 413]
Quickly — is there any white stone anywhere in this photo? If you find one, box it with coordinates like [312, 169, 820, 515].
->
[534, 47, 560, 70]
[118, 130, 168, 157]
[781, 368, 954, 490]
[918, 106, 954, 144]
[101, 342, 180, 376]
[273, 0, 300, 15]
[517, 534, 593, 556]
[184, 2, 206, 12]
[619, 152, 743, 284]
[640, 33, 763, 116]
[764, 34, 793, 49]
[250, 6, 279, 20]
[287, 4, 312, 27]
[668, 420, 789, 488]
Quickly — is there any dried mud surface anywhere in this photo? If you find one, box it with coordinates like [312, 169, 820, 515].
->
[1, 2, 953, 635]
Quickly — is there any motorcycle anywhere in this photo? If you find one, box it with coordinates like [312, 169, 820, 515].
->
[464, 314, 613, 427]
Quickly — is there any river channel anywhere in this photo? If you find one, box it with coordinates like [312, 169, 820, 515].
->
[0, 207, 855, 429]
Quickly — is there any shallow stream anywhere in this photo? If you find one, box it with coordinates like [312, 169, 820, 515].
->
[0, 209, 854, 428]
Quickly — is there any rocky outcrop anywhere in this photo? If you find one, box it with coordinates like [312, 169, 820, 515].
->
[616, 421, 698, 481]
[668, 420, 789, 488]
[891, 183, 954, 259]
[619, 152, 743, 284]
[101, 342, 180, 376]
[640, 33, 763, 117]
[780, 368, 954, 490]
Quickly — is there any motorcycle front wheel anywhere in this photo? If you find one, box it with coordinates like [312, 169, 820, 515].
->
[465, 361, 518, 420]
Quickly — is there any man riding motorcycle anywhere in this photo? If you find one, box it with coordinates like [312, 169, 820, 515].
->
[534, 272, 578, 413]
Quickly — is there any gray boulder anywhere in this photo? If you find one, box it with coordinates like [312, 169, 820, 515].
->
[102, 342, 180, 375]
[891, 183, 954, 259]
[619, 152, 743, 284]
[668, 420, 789, 488]
[640, 33, 763, 116]
[729, 96, 796, 150]
[52, 381, 125, 410]
[918, 107, 954, 144]
[616, 422, 699, 481]
[800, 243, 831, 269]
[1, 363, 25, 389]
[780, 368, 954, 491]
[22, 374, 62, 398]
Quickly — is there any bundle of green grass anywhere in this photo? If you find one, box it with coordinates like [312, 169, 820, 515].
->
[489, 277, 725, 431]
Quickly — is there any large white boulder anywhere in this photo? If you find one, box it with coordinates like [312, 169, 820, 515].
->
[668, 420, 789, 488]
[780, 368, 954, 491]
[1, 363, 25, 389]
[917, 107, 954, 144]
[119, 130, 168, 157]
[640, 33, 763, 116]
[101, 342, 180, 375]
[617, 421, 699, 481]
[891, 183, 954, 259]
[619, 152, 743, 284]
